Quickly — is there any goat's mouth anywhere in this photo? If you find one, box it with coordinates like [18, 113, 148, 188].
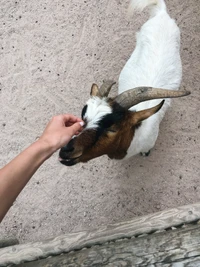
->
[59, 144, 82, 166]
[59, 156, 80, 166]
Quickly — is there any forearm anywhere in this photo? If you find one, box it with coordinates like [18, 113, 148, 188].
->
[0, 140, 54, 222]
[0, 114, 83, 222]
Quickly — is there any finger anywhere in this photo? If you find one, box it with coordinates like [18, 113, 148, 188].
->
[62, 114, 82, 123]
[65, 120, 84, 128]
[75, 126, 84, 135]
[65, 121, 74, 127]
[67, 122, 84, 136]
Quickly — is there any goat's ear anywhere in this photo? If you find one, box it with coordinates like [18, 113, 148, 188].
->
[90, 84, 100, 96]
[132, 100, 164, 125]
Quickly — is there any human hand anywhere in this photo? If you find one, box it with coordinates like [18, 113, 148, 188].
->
[39, 114, 84, 153]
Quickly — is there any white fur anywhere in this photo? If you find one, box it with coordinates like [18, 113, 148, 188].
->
[118, 0, 182, 158]
[83, 0, 181, 158]
[129, 0, 166, 15]
[84, 97, 112, 129]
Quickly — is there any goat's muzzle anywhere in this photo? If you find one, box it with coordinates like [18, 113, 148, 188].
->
[59, 139, 81, 166]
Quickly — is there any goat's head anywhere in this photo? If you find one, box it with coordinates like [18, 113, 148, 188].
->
[59, 81, 190, 166]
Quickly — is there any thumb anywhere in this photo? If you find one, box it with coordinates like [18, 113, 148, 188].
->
[68, 121, 84, 136]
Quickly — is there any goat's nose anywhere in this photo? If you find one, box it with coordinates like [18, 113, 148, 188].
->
[59, 145, 74, 160]
[60, 139, 75, 154]
[60, 145, 74, 153]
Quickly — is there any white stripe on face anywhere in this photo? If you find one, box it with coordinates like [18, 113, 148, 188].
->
[83, 97, 112, 129]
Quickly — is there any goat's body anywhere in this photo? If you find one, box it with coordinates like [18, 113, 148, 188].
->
[118, 0, 182, 157]
[59, 0, 188, 166]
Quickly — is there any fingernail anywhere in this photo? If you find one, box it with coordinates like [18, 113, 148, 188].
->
[79, 121, 84, 126]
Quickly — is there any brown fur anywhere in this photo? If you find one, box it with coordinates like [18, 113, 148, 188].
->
[79, 112, 136, 162]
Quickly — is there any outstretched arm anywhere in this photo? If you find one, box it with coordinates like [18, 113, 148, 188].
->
[0, 114, 83, 222]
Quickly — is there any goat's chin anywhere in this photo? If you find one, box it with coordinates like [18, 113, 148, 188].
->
[59, 157, 80, 166]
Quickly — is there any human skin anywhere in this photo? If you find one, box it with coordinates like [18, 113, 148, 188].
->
[0, 114, 84, 222]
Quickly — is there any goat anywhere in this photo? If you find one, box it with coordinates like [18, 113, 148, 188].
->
[59, 0, 190, 166]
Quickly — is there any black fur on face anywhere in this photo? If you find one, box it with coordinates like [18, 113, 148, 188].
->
[94, 101, 126, 142]
[81, 105, 88, 119]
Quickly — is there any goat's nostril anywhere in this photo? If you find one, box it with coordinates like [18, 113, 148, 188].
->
[66, 147, 74, 153]
[60, 138, 75, 153]
[60, 145, 74, 153]
[59, 147, 74, 160]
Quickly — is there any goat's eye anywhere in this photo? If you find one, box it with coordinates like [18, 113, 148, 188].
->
[81, 105, 88, 119]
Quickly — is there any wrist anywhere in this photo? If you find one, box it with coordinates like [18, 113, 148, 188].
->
[34, 139, 56, 159]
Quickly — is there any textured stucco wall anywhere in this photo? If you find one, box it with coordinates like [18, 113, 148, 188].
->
[0, 0, 199, 243]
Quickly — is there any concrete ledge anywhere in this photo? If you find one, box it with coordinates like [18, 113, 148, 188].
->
[0, 238, 19, 249]
[21, 223, 200, 266]
[1, 202, 200, 266]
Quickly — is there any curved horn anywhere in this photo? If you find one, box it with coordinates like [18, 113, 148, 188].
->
[99, 80, 116, 97]
[115, 87, 191, 109]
